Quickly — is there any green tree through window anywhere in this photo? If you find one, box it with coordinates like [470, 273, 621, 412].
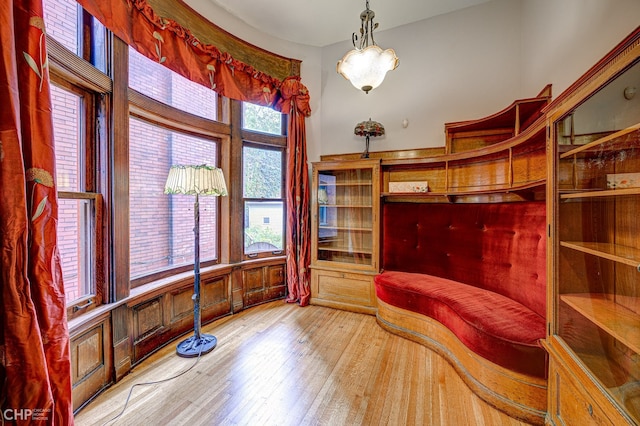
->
[243, 103, 282, 134]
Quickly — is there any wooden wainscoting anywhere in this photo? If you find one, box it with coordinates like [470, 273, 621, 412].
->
[242, 258, 287, 309]
[70, 313, 112, 411]
[70, 258, 287, 412]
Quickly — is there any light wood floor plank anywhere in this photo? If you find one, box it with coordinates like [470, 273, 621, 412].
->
[74, 302, 531, 425]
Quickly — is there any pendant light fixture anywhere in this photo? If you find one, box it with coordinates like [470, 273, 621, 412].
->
[337, 0, 399, 94]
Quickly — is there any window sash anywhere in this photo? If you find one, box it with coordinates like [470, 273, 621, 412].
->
[59, 192, 103, 318]
[242, 136, 286, 259]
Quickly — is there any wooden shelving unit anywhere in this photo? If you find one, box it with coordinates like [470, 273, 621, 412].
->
[310, 88, 553, 315]
[381, 90, 550, 203]
[546, 26, 640, 426]
[310, 159, 380, 314]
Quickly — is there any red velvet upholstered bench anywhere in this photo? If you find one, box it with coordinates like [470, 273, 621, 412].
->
[374, 201, 547, 424]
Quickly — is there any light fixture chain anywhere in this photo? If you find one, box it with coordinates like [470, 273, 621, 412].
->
[370, 19, 376, 46]
[362, 17, 369, 49]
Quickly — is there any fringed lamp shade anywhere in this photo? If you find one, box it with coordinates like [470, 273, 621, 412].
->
[164, 164, 228, 196]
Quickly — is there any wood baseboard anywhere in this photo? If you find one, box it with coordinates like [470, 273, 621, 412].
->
[376, 299, 547, 425]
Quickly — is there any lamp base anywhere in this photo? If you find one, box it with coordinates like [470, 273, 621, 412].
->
[176, 334, 217, 358]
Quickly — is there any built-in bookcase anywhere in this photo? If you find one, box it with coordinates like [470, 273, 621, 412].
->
[310, 159, 380, 314]
[545, 27, 640, 425]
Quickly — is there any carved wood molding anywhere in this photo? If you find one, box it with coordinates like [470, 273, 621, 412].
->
[152, 0, 301, 80]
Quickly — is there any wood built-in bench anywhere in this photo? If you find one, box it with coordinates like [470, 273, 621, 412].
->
[367, 87, 552, 425]
[375, 201, 547, 424]
[319, 86, 552, 423]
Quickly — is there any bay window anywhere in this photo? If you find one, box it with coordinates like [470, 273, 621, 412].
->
[44, 0, 290, 314]
[128, 46, 222, 285]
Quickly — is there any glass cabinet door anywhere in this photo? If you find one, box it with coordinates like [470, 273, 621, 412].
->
[313, 161, 379, 269]
[554, 58, 640, 421]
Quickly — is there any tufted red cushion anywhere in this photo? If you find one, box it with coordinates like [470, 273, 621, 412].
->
[375, 270, 547, 378]
[381, 201, 546, 318]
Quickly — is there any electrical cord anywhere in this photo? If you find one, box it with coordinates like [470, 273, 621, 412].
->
[102, 346, 204, 426]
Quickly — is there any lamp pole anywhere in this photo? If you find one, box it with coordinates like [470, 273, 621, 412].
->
[193, 193, 202, 340]
[175, 193, 217, 357]
[165, 164, 226, 358]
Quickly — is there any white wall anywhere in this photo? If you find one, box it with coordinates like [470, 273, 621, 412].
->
[184, 0, 640, 163]
[520, 0, 640, 99]
[320, 0, 522, 158]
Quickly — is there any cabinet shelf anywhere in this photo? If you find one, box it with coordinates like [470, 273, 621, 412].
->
[320, 181, 372, 187]
[561, 241, 640, 269]
[561, 293, 640, 355]
[318, 226, 372, 232]
[382, 179, 545, 202]
[317, 246, 373, 255]
[559, 122, 640, 159]
[560, 187, 640, 199]
[318, 204, 372, 208]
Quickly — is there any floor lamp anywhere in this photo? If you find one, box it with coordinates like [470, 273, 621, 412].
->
[164, 164, 228, 358]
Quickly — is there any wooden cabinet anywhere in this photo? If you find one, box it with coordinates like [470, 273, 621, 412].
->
[69, 314, 112, 411]
[546, 27, 640, 425]
[545, 340, 618, 425]
[243, 261, 286, 308]
[310, 159, 380, 314]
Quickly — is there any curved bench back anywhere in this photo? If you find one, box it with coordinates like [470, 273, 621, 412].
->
[381, 201, 546, 318]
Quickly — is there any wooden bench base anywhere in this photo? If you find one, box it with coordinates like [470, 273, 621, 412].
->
[376, 299, 547, 425]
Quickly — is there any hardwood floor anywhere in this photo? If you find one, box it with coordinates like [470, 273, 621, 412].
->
[74, 301, 531, 425]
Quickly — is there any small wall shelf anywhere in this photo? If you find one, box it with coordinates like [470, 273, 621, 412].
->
[382, 103, 549, 203]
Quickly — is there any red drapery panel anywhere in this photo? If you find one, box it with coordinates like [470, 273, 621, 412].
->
[0, 1, 74, 425]
[277, 77, 312, 306]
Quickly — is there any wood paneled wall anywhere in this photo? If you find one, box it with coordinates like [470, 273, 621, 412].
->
[70, 258, 286, 412]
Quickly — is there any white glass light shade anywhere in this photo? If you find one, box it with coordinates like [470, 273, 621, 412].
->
[337, 45, 399, 93]
[164, 164, 228, 196]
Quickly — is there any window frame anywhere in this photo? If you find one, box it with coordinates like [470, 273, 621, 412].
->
[241, 104, 287, 260]
[45, 1, 294, 318]
[48, 37, 109, 320]
[128, 88, 227, 287]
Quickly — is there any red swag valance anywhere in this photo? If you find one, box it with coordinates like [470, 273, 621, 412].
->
[77, 0, 310, 113]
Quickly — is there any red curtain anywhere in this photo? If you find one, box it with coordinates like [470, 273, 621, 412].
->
[0, 1, 74, 425]
[277, 77, 312, 306]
